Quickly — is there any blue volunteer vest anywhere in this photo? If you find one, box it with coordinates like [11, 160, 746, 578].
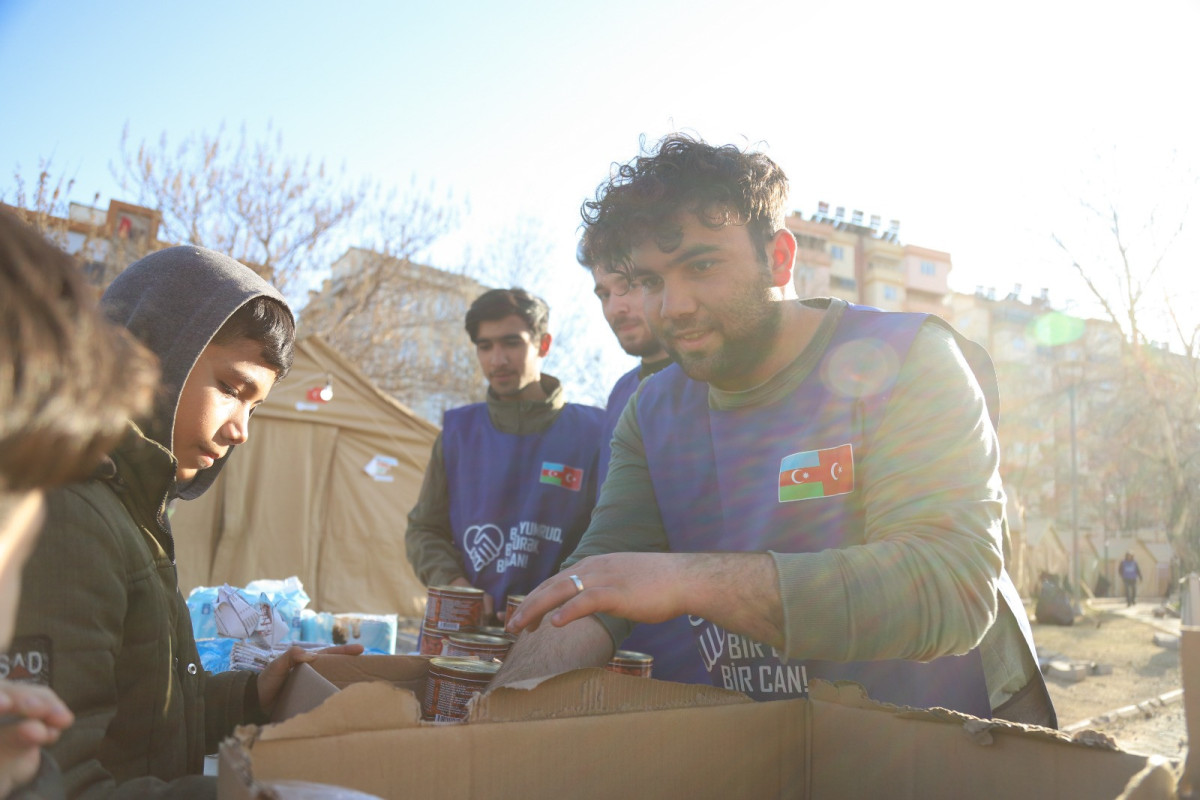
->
[443, 402, 604, 610]
[600, 365, 711, 685]
[637, 304, 1033, 715]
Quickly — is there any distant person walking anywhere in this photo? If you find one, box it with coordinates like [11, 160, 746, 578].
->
[1120, 552, 1143, 607]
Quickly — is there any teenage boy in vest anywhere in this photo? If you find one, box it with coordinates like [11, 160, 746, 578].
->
[498, 135, 1056, 727]
[406, 288, 605, 622]
[581, 248, 704, 684]
[8, 246, 360, 799]
[0, 212, 157, 798]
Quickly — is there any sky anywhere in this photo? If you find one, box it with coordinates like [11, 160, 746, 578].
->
[2, 0, 1198, 393]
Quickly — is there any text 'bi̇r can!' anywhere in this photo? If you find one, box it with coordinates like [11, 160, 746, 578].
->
[424, 585, 485, 631]
[422, 657, 500, 722]
[606, 650, 653, 678]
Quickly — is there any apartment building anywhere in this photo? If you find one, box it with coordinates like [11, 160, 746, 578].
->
[786, 203, 951, 315]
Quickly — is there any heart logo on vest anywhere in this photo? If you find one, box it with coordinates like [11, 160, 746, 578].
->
[464, 524, 504, 572]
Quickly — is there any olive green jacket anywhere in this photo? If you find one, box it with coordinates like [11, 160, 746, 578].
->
[11, 426, 263, 799]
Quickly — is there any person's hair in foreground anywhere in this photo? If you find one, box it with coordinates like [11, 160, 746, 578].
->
[465, 288, 550, 342]
[0, 211, 157, 497]
[579, 133, 790, 271]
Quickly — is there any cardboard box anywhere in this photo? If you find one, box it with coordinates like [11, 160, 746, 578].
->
[218, 646, 1195, 799]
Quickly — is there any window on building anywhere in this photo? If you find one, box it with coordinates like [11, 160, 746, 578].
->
[830, 245, 845, 260]
[883, 286, 898, 301]
[831, 276, 856, 289]
[920, 260, 936, 276]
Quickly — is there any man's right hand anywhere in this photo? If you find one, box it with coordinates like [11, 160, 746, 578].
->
[0, 680, 73, 796]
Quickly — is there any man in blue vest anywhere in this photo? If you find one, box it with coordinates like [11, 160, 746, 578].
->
[581, 247, 706, 684]
[498, 135, 1056, 727]
[406, 288, 605, 623]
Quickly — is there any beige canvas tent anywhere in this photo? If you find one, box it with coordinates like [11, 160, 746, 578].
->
[170, 335, 439, 617]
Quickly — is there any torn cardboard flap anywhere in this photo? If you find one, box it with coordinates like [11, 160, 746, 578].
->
[258, 681, 422, 743]
[467, 666, 751, 722]
[260, 656, 428, 741]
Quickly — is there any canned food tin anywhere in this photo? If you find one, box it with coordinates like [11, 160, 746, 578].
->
[425, 585, 485, 631]
[423, 657, 501, 721]
[443, 632, 513, 662]
[606, 649, 653, 678]
[504, 593, 525, 622]
[419, 623, 450, 656]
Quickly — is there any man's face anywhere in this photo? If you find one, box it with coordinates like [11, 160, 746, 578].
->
[592, 268, 665, 360]
[173, 337, 278, 484]
[474, 314, 549, 400]
[631, 215, 782, 391]
[0, 490, 45, 648]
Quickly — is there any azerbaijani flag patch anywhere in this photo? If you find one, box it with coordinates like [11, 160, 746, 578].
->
[778, 444, 854, 502]
[540, 462, 584, 492]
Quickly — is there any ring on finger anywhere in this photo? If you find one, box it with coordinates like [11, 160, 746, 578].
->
[568, 574, 584, 594]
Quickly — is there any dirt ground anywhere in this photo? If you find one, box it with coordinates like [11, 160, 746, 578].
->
[1029, 597, 1186, 759]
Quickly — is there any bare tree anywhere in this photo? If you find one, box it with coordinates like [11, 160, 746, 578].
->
[1052, 186, 1200, 566]
[112, 122, 361, 299]
[3, 160, 159, 287]
[461, 215, 611, 406]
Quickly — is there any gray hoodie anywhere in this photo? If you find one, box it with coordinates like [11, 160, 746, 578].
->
[101, 246, 291, 500]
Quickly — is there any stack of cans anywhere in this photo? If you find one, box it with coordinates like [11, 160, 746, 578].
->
[418, 585, 518, 660]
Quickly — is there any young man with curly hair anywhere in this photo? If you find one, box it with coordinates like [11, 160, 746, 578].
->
[499, 134, 1055, 728]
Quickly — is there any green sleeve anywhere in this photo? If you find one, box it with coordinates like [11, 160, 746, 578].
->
[562, 387, 670, 647]
[773, 322, 1005, 662]
[404, 433, 467, 587]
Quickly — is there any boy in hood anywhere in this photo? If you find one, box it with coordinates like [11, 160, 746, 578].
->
[7, 245, 359, 799]
[0, 211, 157, 799]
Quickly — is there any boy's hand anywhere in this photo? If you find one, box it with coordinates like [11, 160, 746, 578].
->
[256, 644, 365, 713]
[0, 680, 73, 796]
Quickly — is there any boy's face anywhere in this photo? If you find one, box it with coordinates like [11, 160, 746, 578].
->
[473, 314, 550, 401]
[0, 490, 45, 648]
[173, 337, 278, 483]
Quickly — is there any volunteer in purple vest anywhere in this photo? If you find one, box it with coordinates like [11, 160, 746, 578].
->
[581, 246, 705, 685]
[497, 134, 1056, 727]
[406, 288, 605, 622]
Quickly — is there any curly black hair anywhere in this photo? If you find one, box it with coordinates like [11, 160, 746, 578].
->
[580, 134, 789, 271]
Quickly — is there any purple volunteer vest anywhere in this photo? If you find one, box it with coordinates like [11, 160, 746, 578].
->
[637, 304, 1029, 715]
[444, 402, 604, 609]
[598, 366, 641, 488]
[600, 365, 710, 685]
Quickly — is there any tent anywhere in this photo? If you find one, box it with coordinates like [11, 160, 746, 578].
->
[170, 335, 439, 618]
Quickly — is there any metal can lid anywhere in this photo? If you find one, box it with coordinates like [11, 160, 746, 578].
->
[478, 626, 517, 641]
[429, 656, 502, 677]
[610, 650, 653, 664]
[429, 584, 485, 597]
[505, 594, 526, 605]
[447, 633, 510, 647]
